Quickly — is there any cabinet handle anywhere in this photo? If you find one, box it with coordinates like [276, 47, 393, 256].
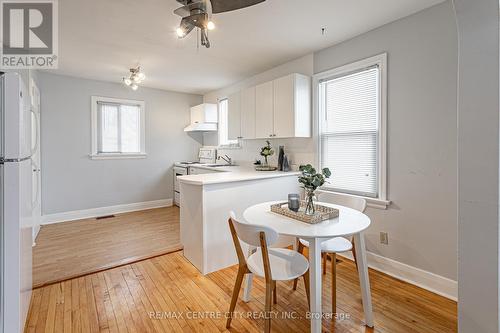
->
[237, 136, 243, 139]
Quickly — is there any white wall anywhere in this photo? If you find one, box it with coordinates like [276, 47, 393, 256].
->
[38, 72, 203, 215]
[454, 0, 499, 331]
[204, 1, 459, 285]
[203, 54, 316, 168]
[315, 2, 458, 281]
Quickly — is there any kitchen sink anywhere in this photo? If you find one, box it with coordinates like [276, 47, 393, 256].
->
[206, 164, 238, 167]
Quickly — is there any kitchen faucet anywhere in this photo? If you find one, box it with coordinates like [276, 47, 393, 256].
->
[218, 154, 232, 165]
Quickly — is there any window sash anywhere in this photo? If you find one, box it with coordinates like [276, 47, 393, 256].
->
[318, 64, 381, 198]
[97, 101, 141, 154]
[218, 98, 239, 147]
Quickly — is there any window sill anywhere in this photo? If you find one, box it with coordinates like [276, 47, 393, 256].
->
[218, 144, 242, 150]
[317, 189, 391, 210]
[89, 153, 147, 160]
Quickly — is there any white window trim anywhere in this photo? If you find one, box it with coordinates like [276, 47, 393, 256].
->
[313, 53, 390, 209]
[90, 96, 146, 160]
[217, 97, 241, 149]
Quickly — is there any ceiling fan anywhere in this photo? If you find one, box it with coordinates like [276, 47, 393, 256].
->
[174, 0, 266, 48]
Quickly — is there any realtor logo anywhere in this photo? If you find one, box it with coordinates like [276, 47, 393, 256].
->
[1, 0, 58, 69]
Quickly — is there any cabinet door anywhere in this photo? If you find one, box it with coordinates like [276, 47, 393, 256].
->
[255, 81, 274, 139]
[190, 104, 204, 124]
[273, 74, 295, 138]
[240, 86, 256, 139]
[227, 92, 241, 140]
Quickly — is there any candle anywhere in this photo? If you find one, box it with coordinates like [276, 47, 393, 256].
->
[288, 193, 300, 212]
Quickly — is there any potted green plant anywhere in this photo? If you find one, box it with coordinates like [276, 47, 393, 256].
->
[298, 164, 331, 215]
[260, 140, 274, 166]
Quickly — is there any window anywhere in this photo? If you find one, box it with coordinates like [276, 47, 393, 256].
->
[316, 54, 387, 205]
[218, 98, 239, 148]
[91, 96, 146, 159]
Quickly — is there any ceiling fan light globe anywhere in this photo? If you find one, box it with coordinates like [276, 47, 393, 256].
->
[138, 72, 146, 80]
[123, 78, 132, 86]
[207, 21, 215, 30]
[131, 84, 138, 91]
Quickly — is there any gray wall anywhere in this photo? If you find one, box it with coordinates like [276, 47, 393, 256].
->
[454, 0, 499, 331]
[39, 73, 203, 214]
[313, 1, 458, 280]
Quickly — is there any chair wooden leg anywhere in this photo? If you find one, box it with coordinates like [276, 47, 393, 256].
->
[226, 266, 247, 328]
[351, 239, 359, 272]
[303, 270, 310, 308]
[293, 240, 305, 290]
[273, 280, 277, 304]
[322, 253, 327, 275]
[331, 253, 337, 314]
[264, 281, 273, 333]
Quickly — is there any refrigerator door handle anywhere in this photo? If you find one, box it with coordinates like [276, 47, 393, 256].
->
[31, 158, 39, 210]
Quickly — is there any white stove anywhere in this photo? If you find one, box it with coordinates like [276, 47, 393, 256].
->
[173, 147, 217, 205]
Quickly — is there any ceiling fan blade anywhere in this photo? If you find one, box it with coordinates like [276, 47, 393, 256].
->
[209, 0, 265, 13]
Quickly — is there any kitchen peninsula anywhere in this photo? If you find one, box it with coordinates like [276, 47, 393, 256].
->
[178, 165, 300, 274]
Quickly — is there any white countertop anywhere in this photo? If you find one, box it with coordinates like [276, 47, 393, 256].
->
[177, 164, 300, 185]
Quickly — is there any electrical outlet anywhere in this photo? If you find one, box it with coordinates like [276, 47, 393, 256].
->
[380, 232, 389, 245]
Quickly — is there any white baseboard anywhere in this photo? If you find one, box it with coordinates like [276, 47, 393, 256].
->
[41, 199, 173, 225]
[338, 251, 457, 301]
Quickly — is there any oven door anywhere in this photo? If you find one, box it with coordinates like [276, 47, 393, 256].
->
[173, 166, 187, 206]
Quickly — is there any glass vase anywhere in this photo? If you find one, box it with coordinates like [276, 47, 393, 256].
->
[304, 189, 316, 216]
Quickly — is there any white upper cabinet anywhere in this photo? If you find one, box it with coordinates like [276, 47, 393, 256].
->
[241, 86, 256, 139]
[227, 73, 311, 140]
[191, 103, 217, 124]
[273, 73, 311, 138]
[255, 81, 274, 139]
[273, 74, 296, 138]
[227, 92, 241, 140]
[256, 73, 311, 139]
[227, 87, 256, 140]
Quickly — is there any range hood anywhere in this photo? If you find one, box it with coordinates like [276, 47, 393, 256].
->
[184, 103, 218, 132]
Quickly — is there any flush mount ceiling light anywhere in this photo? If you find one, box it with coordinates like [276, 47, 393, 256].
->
[123, 66, 146, 91]
[174, 0, 266, 48]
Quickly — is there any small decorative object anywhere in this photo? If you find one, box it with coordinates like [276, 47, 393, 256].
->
[278, 146, 285, 171]
[254, 159, 262, 165]
[288, 193, 300, 212]
[298, 164, 331, 216]
[270, 201, 339, 224]
[255, 165, 278, 171]
[260, 140, 275, 166]
[282, 155, 290, 172]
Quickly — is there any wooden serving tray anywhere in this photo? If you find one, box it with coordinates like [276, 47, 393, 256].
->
[255, 166, 278, 171]
[270, 201, 339, 224]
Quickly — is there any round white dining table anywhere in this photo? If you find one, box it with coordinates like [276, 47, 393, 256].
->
[243, 201, 374, 333]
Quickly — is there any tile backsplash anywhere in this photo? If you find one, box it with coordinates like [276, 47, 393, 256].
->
[203, 132, 315, 170]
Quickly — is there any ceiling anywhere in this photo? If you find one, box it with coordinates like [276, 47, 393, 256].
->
[53, 0, 445, 95]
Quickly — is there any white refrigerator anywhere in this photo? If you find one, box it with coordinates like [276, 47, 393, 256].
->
[0, 72, 34, 333]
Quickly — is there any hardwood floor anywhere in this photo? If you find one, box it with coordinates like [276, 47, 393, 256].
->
[33, 207, 182, 288]
[26, 250, 457, 332]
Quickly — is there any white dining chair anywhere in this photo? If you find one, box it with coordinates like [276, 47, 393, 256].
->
[292, 192, 367, 314]
[227, 212, 310, 333]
